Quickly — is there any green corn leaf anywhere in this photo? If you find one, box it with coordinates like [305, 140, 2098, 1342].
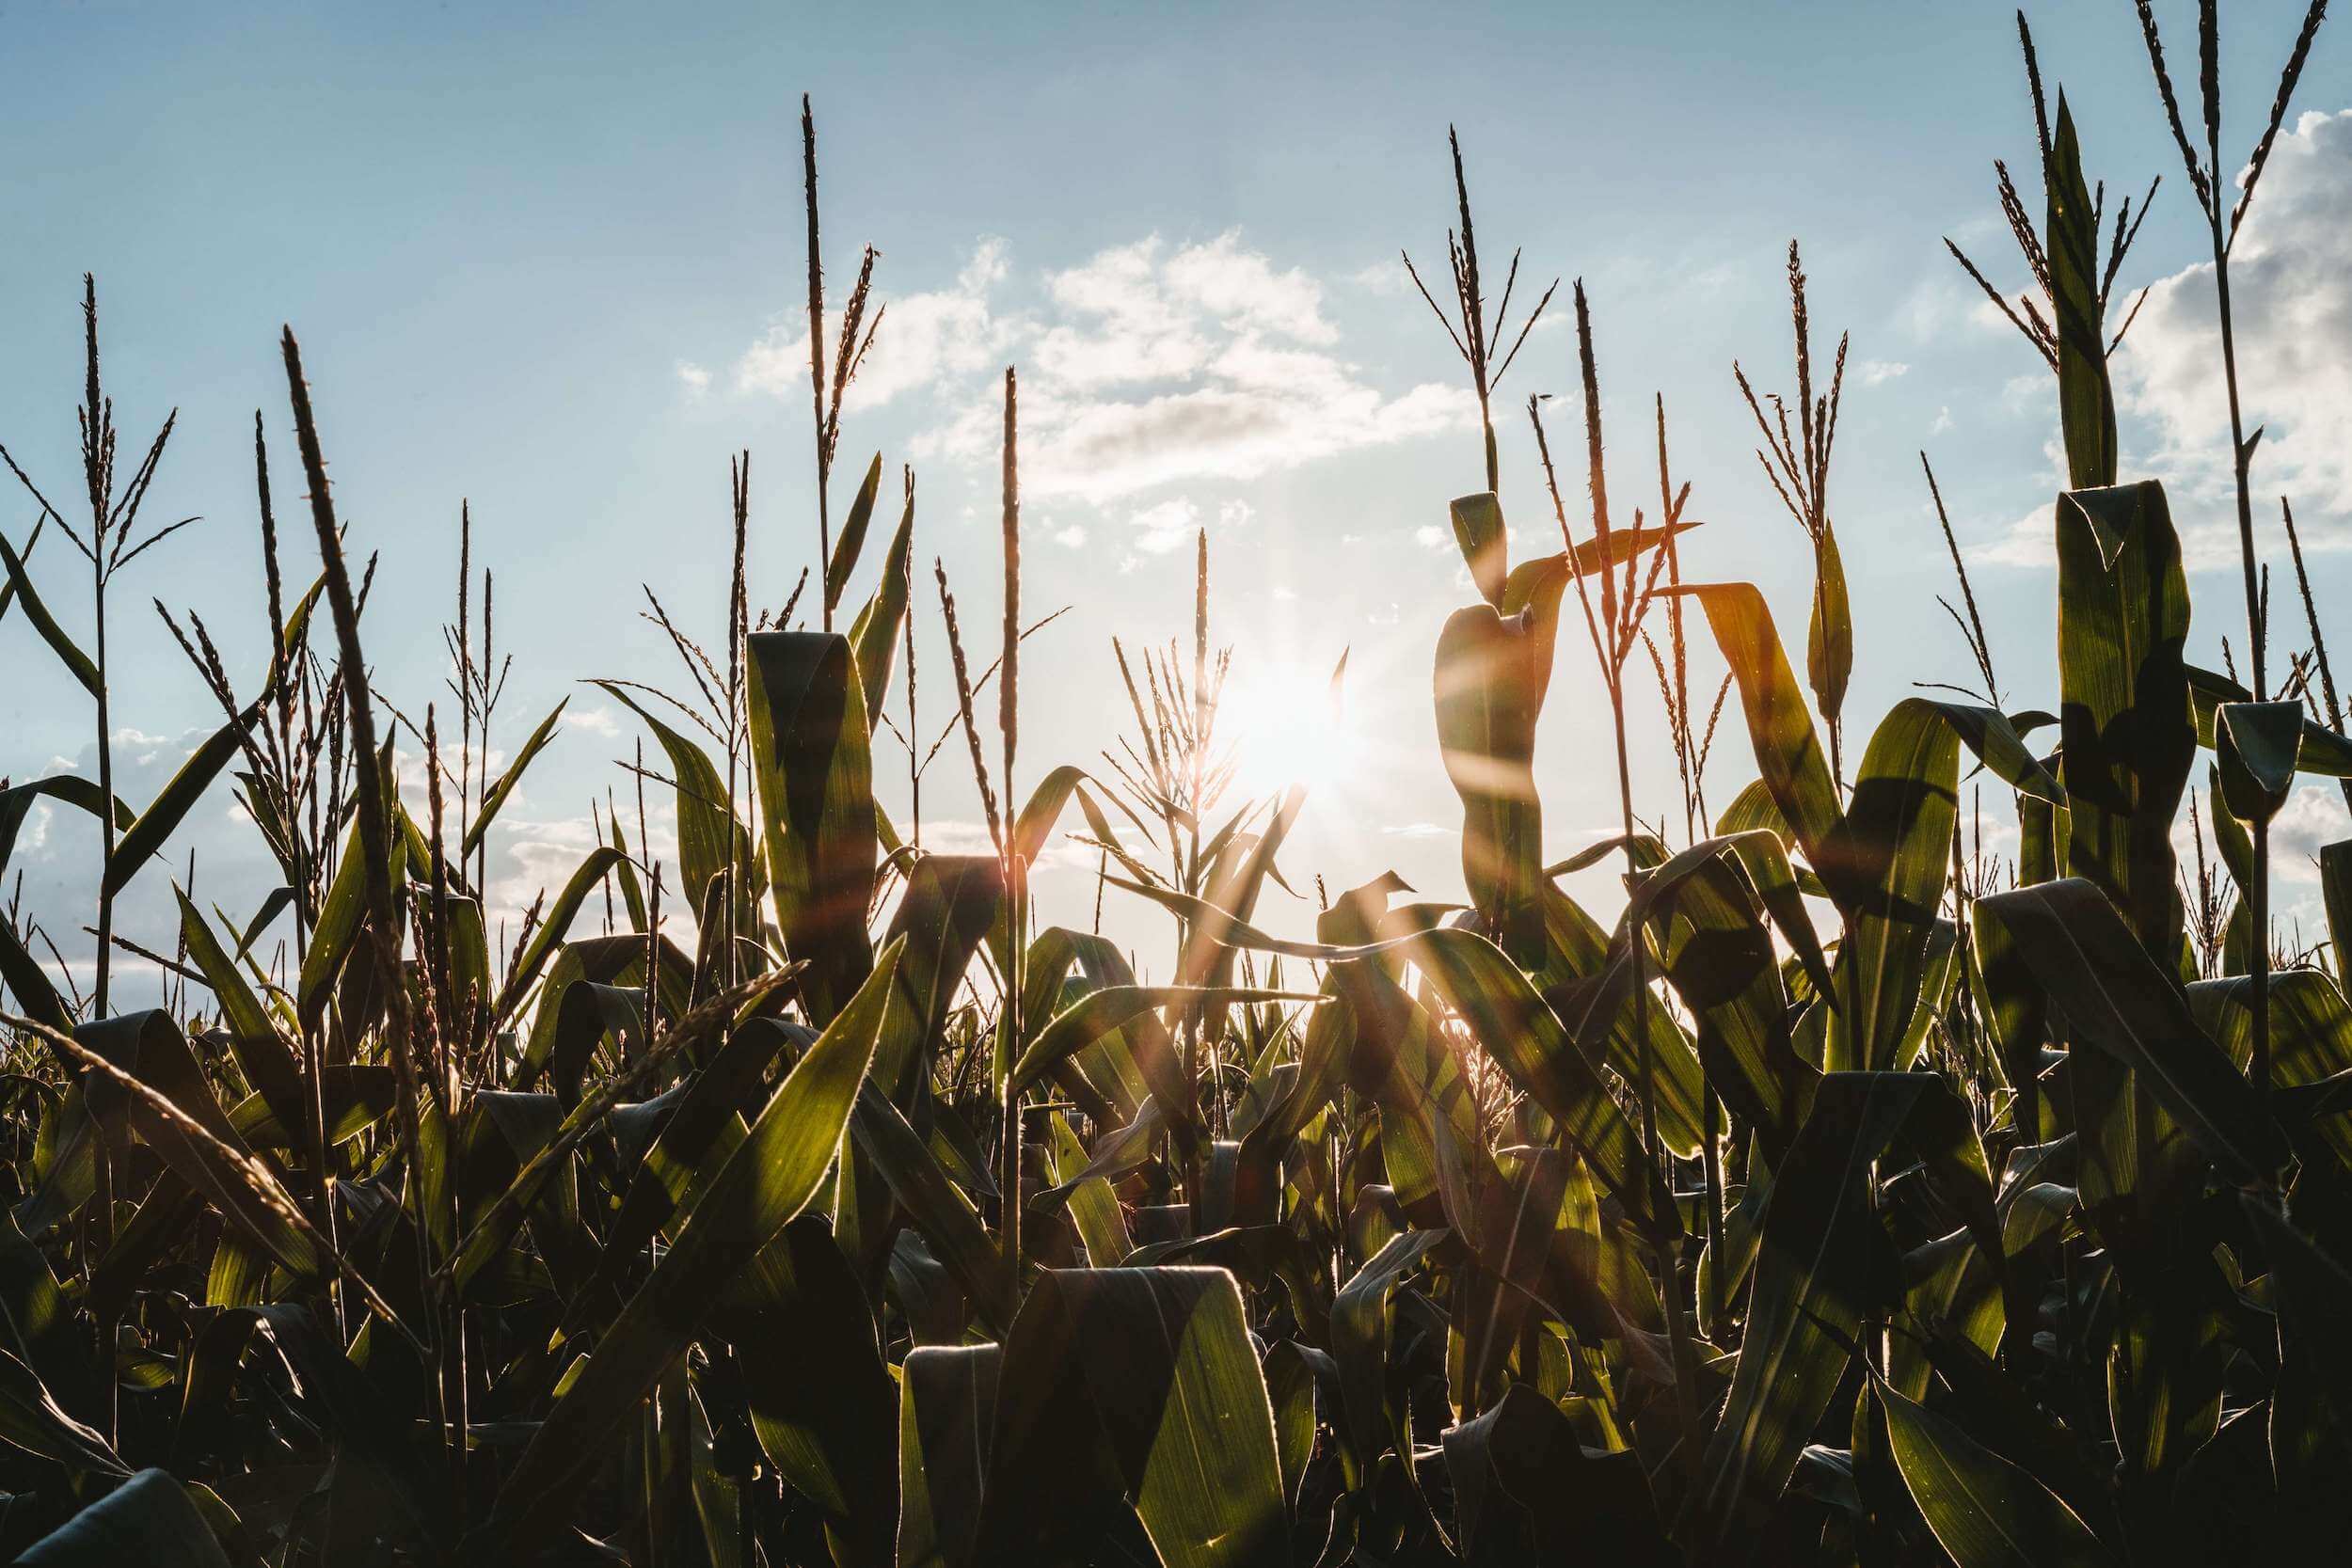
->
[1410, 927, 1674, 1234]
[2216, 700, 2304, 825]
[898, 1342, 999, 1568]
[973, 1266, 1289, 1568]
[1680, 1071, 1932, 1557]
[0, 917, 73, 1036]
[1637, 849, 1820, 1159]
[463, 695, 567, 853]
[0, 531, 100, 700]
[1975, 879, 2286, 1185]
[2187, 662, 2352, 777]
[1879, 1380, 2116, 1568]
[1806, 518, 1851, 736]
[174, 888, 308, 1134]
[1449, 491, 1509, 608]
[488, 845, 625, 1023]
[2056, 480, 2192, 958]
[1, 774, 131, 879]
[1448, 1147, 1568, 1419]
[721, 1215, 898, 1568]
[849, 1085, 1012, 1332]
[1435, 602, 1549, 966]
[1820, 696, 1963, 1069]
[2046, 98, 2118, 489]
[1531, 881, 1710, 1160]
[746, 630, 877, 1024]
[825, 451, 884, 617]
[594, 680, 759, 916]
[0, 1345, 129, 1478]
[103, 705, 261, 898]
[1441, 1383, 1669, 1565]
[1332, 1227, 1446, 1472]
[465, 937, 899, 1560]
[1671, 582, 1841, 872]
[14, 1469, 233, 1568]
[1010, 985, 1317, 1097]
[847, 470, 916, 725]
[70, 1011, 322, 1279]
[1047, 1114, 1133, 1269]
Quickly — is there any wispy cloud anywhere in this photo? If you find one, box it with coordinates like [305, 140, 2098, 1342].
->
[737, 239, 1016, 409]
[2115, 108, 2352, 550]
[730, 230, 1473, 509]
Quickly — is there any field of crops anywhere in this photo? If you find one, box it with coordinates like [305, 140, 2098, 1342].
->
[1, 5, 2347, 1565]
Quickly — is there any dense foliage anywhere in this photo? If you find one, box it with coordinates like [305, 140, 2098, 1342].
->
[1, 6, 2348, 1564]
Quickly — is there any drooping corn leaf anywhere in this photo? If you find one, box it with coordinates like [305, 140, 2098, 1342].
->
[721, 1215, 898, 1568]
[1441, 1382, 1671, 1567]
[1679, 1071, 1933, 1557]
[1671, 582, 1840, 871]
[14, 1468, 233, 1568]
[463, 695, 567, 853]
[897, 1342, 999, 1568]
[593, 680, 759, 919]
[465, 938, 899, 1559]
[1880, 1380, 2116, 1568]
[972, 1266, 1288, 1568]
[0, 1345, 128, 1478]
[1975, 879, 2286, 1185]
[1435, 601, 1549, 966]
[0, 531, 100, 700]
[102, 706, 261, 898]
[2055, 480, 2192, 958]
[1411, 927, 1675, 1233]
[1449, 491, 1509, 608]
[487, 845, 625, 1023]
[2215, 700, 2305, 826]
[746, 630, 877, 1025]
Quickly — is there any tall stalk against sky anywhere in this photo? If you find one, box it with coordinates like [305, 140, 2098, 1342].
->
[1531, 284, 1699, 1476]
[800, 95, 882, 636]
[2132, 0, 2328, 1109]
[0, 280, 192, 1017]
[1404, 129, 1555, 496]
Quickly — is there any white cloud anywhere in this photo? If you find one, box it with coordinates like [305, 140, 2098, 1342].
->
[1966, 504, 2057, 570]
[1931, 405, 1954, 435]
[1053, 523, 1088, 548]
[675, 360, 711, 396]
[1896, 275, 1970, 342]
[2115, 109, 2352, 549]
[724, 229, 1472, 507]
[1218, 499, 1255, 531]
[1413, 524, 1449, 550]
[1382, 821, 1454, 839]
[738, 239, 1014, 409]
[2270, 782, 2348, 883]
[1125, 497, 1200, 556]
[1162, 231, 1335, 344]
[1859, 359, 1909, 386]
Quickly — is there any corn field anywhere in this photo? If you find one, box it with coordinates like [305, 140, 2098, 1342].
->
[2, 6, 2349, 1565]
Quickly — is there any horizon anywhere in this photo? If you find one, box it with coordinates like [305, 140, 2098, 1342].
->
[6, 1, 2350, 988]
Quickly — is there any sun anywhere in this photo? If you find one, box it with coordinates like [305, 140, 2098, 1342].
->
[1215, 654, 1366, 810]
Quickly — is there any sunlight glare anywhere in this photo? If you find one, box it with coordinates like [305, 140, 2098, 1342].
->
[1217, 656, 1366, 811]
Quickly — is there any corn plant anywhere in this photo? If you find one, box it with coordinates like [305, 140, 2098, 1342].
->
[4, 9, 2352, 1565]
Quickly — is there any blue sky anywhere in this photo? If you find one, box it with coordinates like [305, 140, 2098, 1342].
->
[7, 1, 2351, 990]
